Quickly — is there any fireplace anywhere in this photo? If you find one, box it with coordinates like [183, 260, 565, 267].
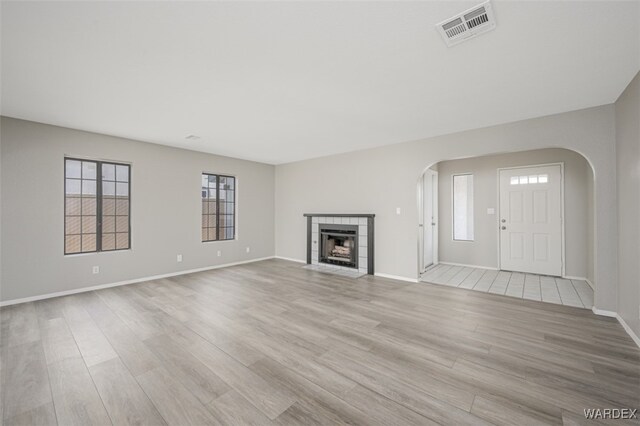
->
[319, 224, 358, 268]
[304, 214, 375, 275]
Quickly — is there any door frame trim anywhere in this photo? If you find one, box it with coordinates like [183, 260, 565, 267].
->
[418, 169, 439, 273]
[450, 172, 474, 242]
[430, 170, 439, 269]
[496, 162, 565, 277]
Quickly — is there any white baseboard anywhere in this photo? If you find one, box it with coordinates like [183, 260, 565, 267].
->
[0, 256, 275, 307]
[616, 314, 640, 348]
[563, 275, 595, 290]
[592, 307, 640, 348]
[592, 307, 617, 317]
[374, 272, 418, 283]
[274, 256, 306, 264]
[438, 262, 498, 271]
[563, 275, 586, 281]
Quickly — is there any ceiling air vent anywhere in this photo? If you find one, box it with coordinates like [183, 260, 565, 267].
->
[437, 1, 496, 47]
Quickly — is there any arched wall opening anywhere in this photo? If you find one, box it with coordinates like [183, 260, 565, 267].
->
[417, 148, 596, 306]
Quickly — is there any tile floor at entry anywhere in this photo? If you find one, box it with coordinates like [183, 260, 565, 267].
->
[421, 264, 594, 309]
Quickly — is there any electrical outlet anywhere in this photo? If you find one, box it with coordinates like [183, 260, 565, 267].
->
[217, 250, 221, 257]
[177, 254, 183, 262]
[92, 266, 100, 274]
[246, 247, 250, 253]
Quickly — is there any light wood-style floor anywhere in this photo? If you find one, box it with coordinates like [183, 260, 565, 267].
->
[421, 265, 594, 309]
[1, 259, 638, 425]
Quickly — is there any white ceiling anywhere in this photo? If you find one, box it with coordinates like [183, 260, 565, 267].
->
[2, 1, 639, 164]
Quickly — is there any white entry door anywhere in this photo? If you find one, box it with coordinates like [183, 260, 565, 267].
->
[423, 170, 439, 271]
[499, 164, 563, 276]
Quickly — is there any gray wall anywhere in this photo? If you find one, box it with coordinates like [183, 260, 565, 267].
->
[0, 117, 275, 302]
[434, 149, 593, 279]
[275, 105, 619, 311]
[615, 71, 640, 339]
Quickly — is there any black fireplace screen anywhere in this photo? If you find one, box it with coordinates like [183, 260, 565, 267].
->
[319, 225, 358, 268]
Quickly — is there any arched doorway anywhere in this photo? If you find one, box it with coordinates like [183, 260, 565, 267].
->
[417, 148, 596, 308]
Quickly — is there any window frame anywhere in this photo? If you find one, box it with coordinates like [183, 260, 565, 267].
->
[451, 173, 474, 242]
[64, 157, 131, 255]
[201, 173, 236, 243]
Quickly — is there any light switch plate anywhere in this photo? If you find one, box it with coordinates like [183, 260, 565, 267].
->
[487, 208, 495, 215]
[177, 254, 183, 262]
[396, 207, 401, 215]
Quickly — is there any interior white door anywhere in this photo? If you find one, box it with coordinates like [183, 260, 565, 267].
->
[423, 170, 438, 270]
[499, 164, 562, 276]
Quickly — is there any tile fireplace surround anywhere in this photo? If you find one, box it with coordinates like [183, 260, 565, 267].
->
[304, 214, 375, 275]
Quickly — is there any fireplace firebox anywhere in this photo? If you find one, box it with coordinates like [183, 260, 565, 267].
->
[319, 224, 358, 268]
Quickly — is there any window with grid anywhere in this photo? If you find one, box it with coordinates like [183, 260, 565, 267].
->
[202, 174, 235, 242]
[64, 158, 131, 254]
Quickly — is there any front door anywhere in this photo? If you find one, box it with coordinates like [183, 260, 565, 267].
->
[499, 164, 563, 276]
